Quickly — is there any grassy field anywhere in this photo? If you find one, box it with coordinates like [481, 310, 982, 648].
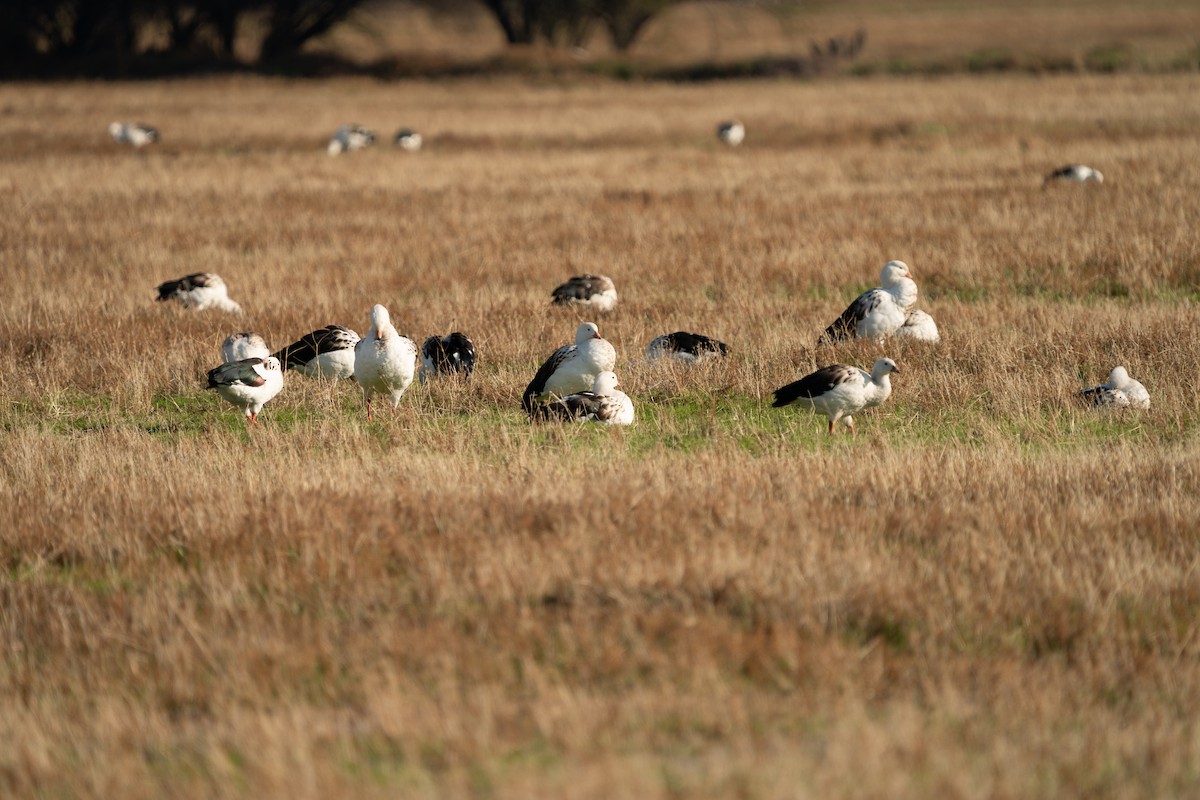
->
[2, 67, 1200, 797]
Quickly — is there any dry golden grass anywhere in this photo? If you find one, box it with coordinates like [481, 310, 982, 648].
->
[2, 69, 1200, 798]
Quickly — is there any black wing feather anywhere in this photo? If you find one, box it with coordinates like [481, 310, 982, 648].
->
[272, 325, 355, 371]
[1078, 386, 1120, 407]
[662, 331, 729, 357]
[529, 392, 602, 422]
[522, 343, 575, 411]
[422, 332, 477, 377]
[156, 272, 212, 301]
[818, 290, 883, 344]
[772, 365, 854, 407]
[206, 357, 266, 389]
[551, 275, 603, 304]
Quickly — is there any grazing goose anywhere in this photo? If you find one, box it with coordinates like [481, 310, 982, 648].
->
[419, 332, 476, 382]
[221, 332, 270, 363]
[818, 260, 918, 345]
[1044, 164, 1104, 185]
[522, 322, 617, 412]
[529, 371, 634, 426]
[205, 356, 284, 426]
[327, 124, 376, 156]
[394, 128, 423, 152]
[272, 325, 360, 380]
[353, 305, 417, 420]
[109, 122, 159, 148]
[155, 273, 243, 313]
[717, 120, 745, 146]
[550, 274, 618, 313]
[646, 331, 729, 364]
[772, 358, 899, 435]
[894, 310, 940, 343]
[1078, 366, 1150, 409]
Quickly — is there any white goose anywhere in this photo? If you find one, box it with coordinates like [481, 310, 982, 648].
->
[221, 332, 270, 363]
[717, 120, 745, 146]
[1044, 164, 1104, 185]
[273, 325, 360, 380]
[205, 356, 284, 426]
[529, 371, 634, 426]
[1078, 366, 1149, 409]
[818, 261, 918, 344]
[522, 322, 617, 412]
[155, 273, 243, 313]
[109, 122, 159, 148]
[353, 305, 417, 420]
[328, 124, 376, 156]
[772, 358, 899, 435]
[394, 128, 423, 152]
[895, 310, 940, 343]
[550, 274, 618, 313]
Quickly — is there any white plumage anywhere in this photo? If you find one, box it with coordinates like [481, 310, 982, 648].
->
[328, 124, 376, 156]
[353, 305, 417, 420]
[818, 260, 918, 344]
[895, 309, 940, 343]
[772, 358, 899, 435]
[221, 332, 270, 363]
[717, 120, 745, 146]
[1045, 164, 1104, 184]
[550, 274, 618, 313]
[109, 122, 159, 148]
[522, 322, 617, 411]
[1078, 366, 1150, 410]
[273, 325, 360, 380]
[394, 129, 423, 152]
[155, 273, 243, 313]
[530, 371, 634, 426]
[205, 356, 284, 426]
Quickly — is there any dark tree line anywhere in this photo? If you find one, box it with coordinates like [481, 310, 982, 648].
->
[480, 0, 678, 50]
[0, 0, 369, 70]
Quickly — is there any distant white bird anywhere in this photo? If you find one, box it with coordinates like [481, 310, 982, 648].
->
[646, 331, 729, 364]
[773, 358, 899, 435]
[205, 356, 284, 426]
[109, 122, 159, 148]
[327, 124, 376, 156]
[529, 371, 634, 426]
[394, 128, 423, 152]
[353, 305, 417, 420]
[717, 120, 745, 146]
[221, 332, 270, 363]
[419, 332, 476, 382]
[1044, 164, 1104, 184]
[550, 274, 618, 313]
[522, 322, 617, 412]
[155, 273, 243, 313]
[894, 309, 940, 343]
[818, 260, 918, 345]
[1078, 366, 1150, 409]
[272, 325, 360, 380]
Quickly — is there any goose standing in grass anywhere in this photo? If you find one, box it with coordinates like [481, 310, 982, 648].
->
[327, 124, 376, 156]
[818, 260, 918, 345]
[419, 332, 476, 382]
[522, 322, 617, 412]
[1044, 164, 1104, 185]
[353, 305, 417, 421]
[529, 371, 634, 426]
[393, 128, 423, 152]
[155, 273, 243, 313]
[1078, 366, 1150, 409]
[895, 309, 940, 343]
[646, 331, 729, 364]
[773, 358, 899, 435]
[272, 325, 360, 380]
[206, 356, 284, 427]
[550, 274, 618, 313]
[717, 120, 745, 146]
[221, 332, 270, 363]
[109, 122, 159, 148]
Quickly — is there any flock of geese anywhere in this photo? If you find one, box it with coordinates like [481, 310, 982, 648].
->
[155, 253, 1147, 435]
[124, 117, 1138, 434]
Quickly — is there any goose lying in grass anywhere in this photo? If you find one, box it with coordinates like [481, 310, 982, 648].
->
[717, 120, 745, 146]
[646, 331, 729, 364]
[109, 122, 159, 148]
[155, 273, 243, 313]
[420, 332, 476, 382]
[328, 124, 376, 156]
[550, 274, 618, 313]
[818, 261, 918, 345]
[522, 322, 617, 412]
[528, 371, 634, 426]
[1078, 366, 1149, 409]
[221, 332, 270, 363]
[1044, 164, 1104, 185]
